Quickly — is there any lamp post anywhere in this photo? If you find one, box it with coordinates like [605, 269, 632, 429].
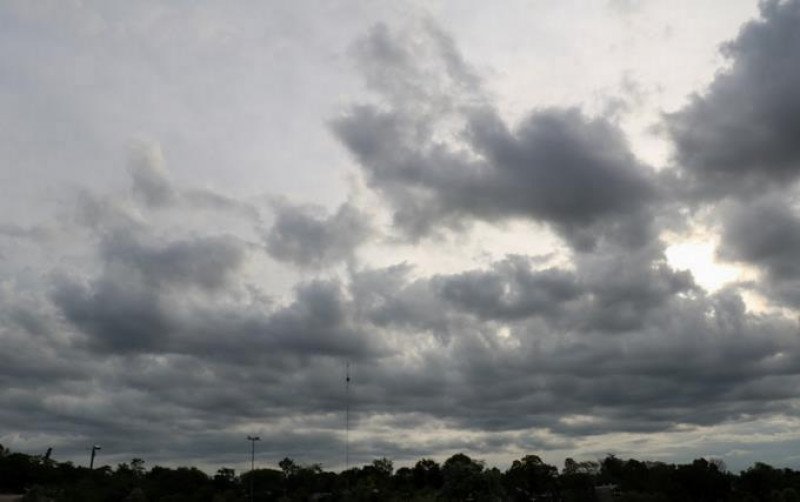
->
[246, 435, 260, 502]
[89, 445, 101, 470]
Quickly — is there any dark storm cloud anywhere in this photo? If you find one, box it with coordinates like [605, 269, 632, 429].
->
[332, 23, 659, 249]
[47, 157, 381, 359]
[52, 272, 173, 353]
[719, 197, 800, 278]
[46, 200, 760, 452]
[49, 225, 248, 353]
[718, 196, 800, 306]
[570, 243, 695, 332]
[353, 243, 694, 336]
[99, 232, 246, 292]
[265, 201, 371, 267]
[666, 0, 800, 198]
[2, 274, 381, 466]
[434, 255, 580, 321]
[345, 265, 800, 436]
[350, 264, 454, 336]
[465, 108, 658, 249]
[11, 202, 800, 470]
[53, 258, 382, 359]
[0, 307, 80, 385]
[260, 279, 384, 358]
[664, 0, 800, 311]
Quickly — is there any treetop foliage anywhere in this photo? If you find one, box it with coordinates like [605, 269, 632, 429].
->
[2, 443, 800, 501]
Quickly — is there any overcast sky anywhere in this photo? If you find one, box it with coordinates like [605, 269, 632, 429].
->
[4, 0, 800, 474]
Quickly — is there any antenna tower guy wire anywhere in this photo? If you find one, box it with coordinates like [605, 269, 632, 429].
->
[345, 361, 351, 471]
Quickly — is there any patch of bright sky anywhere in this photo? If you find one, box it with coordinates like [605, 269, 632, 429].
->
[357, 218, 568, 280]
[665, 239, 745, 292]
[431, 0, 758, 168]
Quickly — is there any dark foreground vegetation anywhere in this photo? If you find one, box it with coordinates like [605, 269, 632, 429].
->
[3, 444, 800, 501]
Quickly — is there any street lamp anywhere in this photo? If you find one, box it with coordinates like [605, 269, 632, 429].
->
[246, 435, 260, 502]
[89, 445, 101, 470]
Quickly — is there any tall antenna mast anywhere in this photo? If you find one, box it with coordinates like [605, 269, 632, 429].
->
[89, 445, 101, 470]
[246, 435, 260, 502]
[345, 361, 350, 471]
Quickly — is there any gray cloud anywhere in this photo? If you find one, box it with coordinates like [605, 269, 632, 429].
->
[75, 189, 146, 234]
[570, 243, 695, 332]
[355, 269, 799, 435]
[49, 220, 249, 353]
[464, 107, 658, 250]
[8, 195, 800, 472]
[666, 0, 800, 199]
[128, 143, 176, 208]
[352, 242, 694, 337]
[0, 223, 54, 242]
[718, 196, 800, 306]
[664, 0, 800, 311]
[52, 272, 175, 353]
[333, 24, 659, 250]
[99, 232, 246, 292]
[49, 160, 379, 359]
[52, 247, 381, 360]
[7, 7, 800, 475]
[125, 141, 261, 225]
[43, 176, 766, 459]
[265, 201, 371, 267]
[434, 255, 580, 321]
[719, 197, 800, 278]
[351, 21, 482, 116]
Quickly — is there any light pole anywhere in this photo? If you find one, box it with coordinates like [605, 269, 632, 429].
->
[89, 445, 101, 470]
[247, 435, 260, 502]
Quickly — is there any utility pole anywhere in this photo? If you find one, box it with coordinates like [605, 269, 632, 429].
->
[89, 445, 101, 470]
[246, 435, 260, 502]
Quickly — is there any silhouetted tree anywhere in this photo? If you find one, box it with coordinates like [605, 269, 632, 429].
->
[440, 453, 503, 501]
[673, 458, 730, 501]
[240, 468, 283, 500]
[505, 454, 558, 501]
[561, 457, 598, 501]
[278, 456, 299, 478]
[738, 462, 783, 502]
[412, 457, 443, 490]
[8, 443, 800, 501]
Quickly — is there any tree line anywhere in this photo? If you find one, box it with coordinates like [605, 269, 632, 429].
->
[2, 443, 800, 501]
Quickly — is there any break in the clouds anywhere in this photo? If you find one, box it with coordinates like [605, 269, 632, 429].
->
[4, 0, 800, 474]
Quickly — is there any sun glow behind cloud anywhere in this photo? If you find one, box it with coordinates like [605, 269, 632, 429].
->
[665, 239, 744, 292]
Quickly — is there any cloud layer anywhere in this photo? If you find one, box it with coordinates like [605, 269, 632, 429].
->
[3, 0, 800, 474]
[333, 23, 659, 250]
